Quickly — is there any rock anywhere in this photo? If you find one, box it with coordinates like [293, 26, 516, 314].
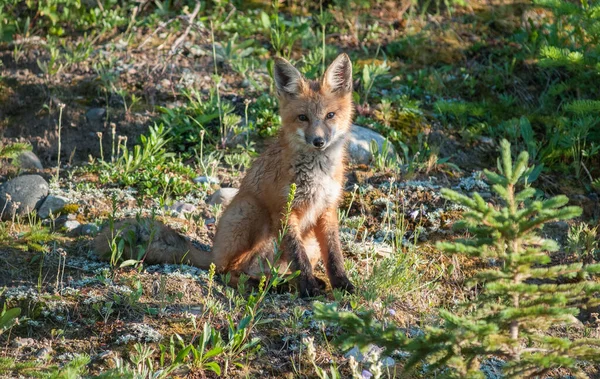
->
[63, 220, 81, 233]
[35, 347, 53, 361]
[208, 188, 238, 207]
[193, 176, 219, 185]
[226, 129, 251, 149]
[344, 346, 364, 362]
[347, 124, 396, 165]
[0, 175, 49, 220]
[16, 151, 43, 170]
[37, 195, 69, 219]
[80, 223, 100, 236]
[12, 337, 35, 348]
[85, 108, 106, 122]
[165, 201, 197, 217]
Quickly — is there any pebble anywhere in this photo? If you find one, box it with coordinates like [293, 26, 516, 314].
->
[0, 175, 49, 220]
[347, 124, 396, 165]
[35, 347, 53, 361]
[85, 108, 106, 122]
[63, 220, 81, 233]
[193, 176, 219, 185]
[80, 223, 100, 236]
[165, 201, 197, 218]
[208, 188, 239, 207]
[16, 151, 43, 170]
[12, 337, 35, 348]
[37, 195, 69, 219]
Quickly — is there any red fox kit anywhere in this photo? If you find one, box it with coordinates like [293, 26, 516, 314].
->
[94, 54, 355, 297]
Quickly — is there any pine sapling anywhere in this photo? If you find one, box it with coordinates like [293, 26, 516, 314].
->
[405, 139, 600, 378]
[315, 139, 600, 378]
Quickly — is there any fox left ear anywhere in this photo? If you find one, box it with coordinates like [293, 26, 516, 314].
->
[323, 53, 352, 94]
[274, 57, 306, 98]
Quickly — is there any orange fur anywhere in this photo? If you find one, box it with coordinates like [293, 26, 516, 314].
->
[93, 54, 355, 296]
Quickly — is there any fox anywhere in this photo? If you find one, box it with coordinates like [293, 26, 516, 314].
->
[94, 53, 355, 297]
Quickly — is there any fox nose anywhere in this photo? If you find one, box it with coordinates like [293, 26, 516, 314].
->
[312, 137, 325, 148]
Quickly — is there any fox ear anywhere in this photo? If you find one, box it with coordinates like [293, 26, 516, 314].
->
[273, 57, 305, 98]
[323, 53, 352, 94]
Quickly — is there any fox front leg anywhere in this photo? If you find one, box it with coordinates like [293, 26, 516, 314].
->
[316, 208, 355, 293]
[282, 218, 322, 297]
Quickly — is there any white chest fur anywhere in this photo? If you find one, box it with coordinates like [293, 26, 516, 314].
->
[290, 147, 343, 231]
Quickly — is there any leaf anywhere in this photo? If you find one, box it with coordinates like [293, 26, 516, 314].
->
[238, 315, 252, 330]
[204, 361, 221, 375]
[204, 346, 224, 360]
[174, 345, 192, 364]
[260, 11, 271, 29]
[119, 259, 139, 268]
[0, 307, 21, 331]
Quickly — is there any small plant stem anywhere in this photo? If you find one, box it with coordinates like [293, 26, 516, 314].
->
[55, 105, 64, 183]
[111, 123, 116, 163]
[320, 0, 326, 75]
[97, 133, 104, 162]
[210, 20, 224, 149]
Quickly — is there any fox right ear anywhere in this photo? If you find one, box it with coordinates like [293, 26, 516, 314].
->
[323, 53, 352, 94]
[273, 57, 305, 98]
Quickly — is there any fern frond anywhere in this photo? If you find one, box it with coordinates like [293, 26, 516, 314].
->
[0, 142, 32, 160]
[534, 0, 582, 16]
[563, 99, 600, 114]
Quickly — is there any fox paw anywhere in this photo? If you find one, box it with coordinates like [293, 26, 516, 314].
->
[314, 276, 328, 290]
[298, 277, 323, 298]
[331, 276, 355, 294]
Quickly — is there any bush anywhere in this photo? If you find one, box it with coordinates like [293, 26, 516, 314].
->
[316, 140, 600, 378]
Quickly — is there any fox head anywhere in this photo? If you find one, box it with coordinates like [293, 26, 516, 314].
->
[274, 53, 354, 151]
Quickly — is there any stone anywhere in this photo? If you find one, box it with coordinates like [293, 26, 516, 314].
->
[165, 201, 197, 218]
[347, 124, 396, 165]
[37, 195, 69, 219]
[193, 176, 219, 185]
[16, 151, 43, 170]
[63, 220, 81, 233]
[85, 108, 106, 122]
[226, 129, 251, 149]
[35, 347, 53, 361]
[12, 337, 35, 348]
[0, 175, 49, 220]
[208, 188, 238, 207]
[80, 223, 100, 236]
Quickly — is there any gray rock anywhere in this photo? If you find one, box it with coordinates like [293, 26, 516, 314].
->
[226, 130, 251, 149]
[12, 337, 35, 348]
[37, 195, 69, 219]
[193, 176, 219, 185]
[63, 220, 81, 233]
[80, 223, 100, 236]
[35, 347, 53, 361]
[85, 108, 106, 122]
[16, 151, 43, 170]
[208, 188, 238, 207]
[347, 124, 396, 165]
[165, 201, 197, 218]
[0, 175, 49, 220]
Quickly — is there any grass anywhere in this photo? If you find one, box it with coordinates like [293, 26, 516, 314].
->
[0, 0, 599, 377]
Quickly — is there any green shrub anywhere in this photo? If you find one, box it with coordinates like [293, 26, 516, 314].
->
[317, 140, 600, 378]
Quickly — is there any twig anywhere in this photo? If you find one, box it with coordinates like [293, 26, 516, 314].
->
[581, 161, 594, 184]
[137, 19, 177, 50]
[170, 1, 202, 56]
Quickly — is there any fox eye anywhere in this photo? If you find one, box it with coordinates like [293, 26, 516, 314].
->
[326, 112, 335, 119]
[298, 114, 308, 121]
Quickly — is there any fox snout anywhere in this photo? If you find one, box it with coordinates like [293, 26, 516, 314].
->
[304, 124, 333, 150]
